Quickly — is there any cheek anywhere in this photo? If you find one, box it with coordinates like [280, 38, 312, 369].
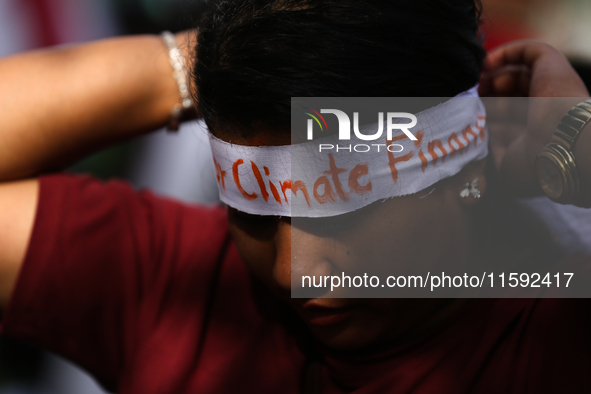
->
[228, 224, 277, 289]
[330, 202, 443, 277]
[367, 199, 457, 267]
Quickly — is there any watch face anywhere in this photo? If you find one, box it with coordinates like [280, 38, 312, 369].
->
[536, 155, 564, 201]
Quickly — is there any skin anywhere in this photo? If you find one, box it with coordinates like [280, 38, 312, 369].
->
[222, 131, 487, 351]
[0, 31, 194, 305]
[0, 37, 588, 352]
[479, 40, 591, 200]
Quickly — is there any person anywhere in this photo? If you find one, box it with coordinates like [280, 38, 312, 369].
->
[0, 0, 590, 393]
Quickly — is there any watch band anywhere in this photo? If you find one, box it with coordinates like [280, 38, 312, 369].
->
[537, 99, 591, 205]
[553, 100, 591, 149]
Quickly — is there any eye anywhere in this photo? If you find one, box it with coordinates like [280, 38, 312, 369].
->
[294, 217, 348, 236]
[292, 201, 379, 237]
[228, 208, 278, 239]
[293, 214, 356, 237]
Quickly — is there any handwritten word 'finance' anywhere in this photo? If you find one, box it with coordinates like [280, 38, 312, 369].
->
[213, 118, 485, 207]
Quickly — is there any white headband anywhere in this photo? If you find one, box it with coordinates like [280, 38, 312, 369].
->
[209, 86, 487, 217]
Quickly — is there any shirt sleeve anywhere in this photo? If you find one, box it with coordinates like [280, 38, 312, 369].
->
[1, 173, 230, 390]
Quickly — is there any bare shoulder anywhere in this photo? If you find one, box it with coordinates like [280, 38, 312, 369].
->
[0, 179, 39, 307]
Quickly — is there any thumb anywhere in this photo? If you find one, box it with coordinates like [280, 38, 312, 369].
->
[498, 133, 541, 198]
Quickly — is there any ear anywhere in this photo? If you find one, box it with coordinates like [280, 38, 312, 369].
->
[451, 159, 487, 207]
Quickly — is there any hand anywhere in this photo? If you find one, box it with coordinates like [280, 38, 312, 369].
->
[479, 40, 590, 199]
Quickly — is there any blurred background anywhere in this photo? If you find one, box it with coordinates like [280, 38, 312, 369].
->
[1, 0, 591, 392]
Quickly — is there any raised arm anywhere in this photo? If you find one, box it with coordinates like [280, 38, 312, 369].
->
[0, 32, 194, 180]
[479, 40, 591, 207]
[0, 31, 196, 306]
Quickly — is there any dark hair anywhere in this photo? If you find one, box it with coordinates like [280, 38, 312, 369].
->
[193, 0, 486, 136]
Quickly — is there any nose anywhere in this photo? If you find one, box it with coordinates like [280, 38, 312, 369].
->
[273, 219, 334, 296]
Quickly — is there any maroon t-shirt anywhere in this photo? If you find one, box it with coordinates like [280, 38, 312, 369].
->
[2, 174, 590, 393]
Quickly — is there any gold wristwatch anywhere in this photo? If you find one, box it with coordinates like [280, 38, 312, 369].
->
[535, 100, 591, 205]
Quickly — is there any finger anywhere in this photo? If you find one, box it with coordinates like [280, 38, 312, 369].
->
[498, 133, 542, 197]
[482, 40, 588, 97]
[479, 66, 531, 97]
[482, 40, 564, 73]
[489, 143, 505, 173]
